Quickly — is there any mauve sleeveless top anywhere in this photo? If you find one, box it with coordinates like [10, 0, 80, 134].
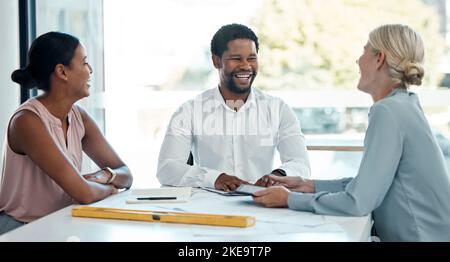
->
[0, 98, 85, 222]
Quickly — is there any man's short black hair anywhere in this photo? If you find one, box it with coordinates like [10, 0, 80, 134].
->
[210, 23, 259, 58]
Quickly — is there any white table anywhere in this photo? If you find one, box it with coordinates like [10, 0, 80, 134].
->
[0, 189, 372, 242]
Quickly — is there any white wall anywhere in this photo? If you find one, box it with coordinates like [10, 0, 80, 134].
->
[0, 1, 19, 167]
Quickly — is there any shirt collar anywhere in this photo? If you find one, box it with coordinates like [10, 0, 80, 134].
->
[213, 86, 256, 112]
[386, 87, 407, 98]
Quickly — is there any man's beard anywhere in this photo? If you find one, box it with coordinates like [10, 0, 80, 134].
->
[225, 70, 256, 94]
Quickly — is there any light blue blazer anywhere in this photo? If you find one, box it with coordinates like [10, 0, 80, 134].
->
[288, 88, 450, 241]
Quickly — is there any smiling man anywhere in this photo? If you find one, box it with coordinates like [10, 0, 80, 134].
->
[157, 24, 310, 191]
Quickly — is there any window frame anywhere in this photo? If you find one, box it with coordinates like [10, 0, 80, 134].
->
[18, 0, 37, 103]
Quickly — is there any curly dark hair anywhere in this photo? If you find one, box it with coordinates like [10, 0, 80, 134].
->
[210, 23, 259, 57]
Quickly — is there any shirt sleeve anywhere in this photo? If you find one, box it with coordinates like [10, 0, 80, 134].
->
[314, 178, 353, 193]
[287, 104, 403, 216]
[156, 103, 223, 188]
[276, 101, 311, 178]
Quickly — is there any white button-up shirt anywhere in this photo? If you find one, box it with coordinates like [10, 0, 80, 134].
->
[157, 87, 310, 188]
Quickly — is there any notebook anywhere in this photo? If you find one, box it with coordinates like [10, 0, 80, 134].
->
[126, 187, 192, 204]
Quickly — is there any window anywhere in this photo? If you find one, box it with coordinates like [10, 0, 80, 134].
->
[29, 0, 450, 186]
[102, 0, 450, 186]
[35, 0, 104, 172]
[103, 0, 266, 186]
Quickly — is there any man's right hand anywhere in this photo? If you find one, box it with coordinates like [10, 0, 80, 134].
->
[214, 173, 248, 192]
[268, 175, 316, 193]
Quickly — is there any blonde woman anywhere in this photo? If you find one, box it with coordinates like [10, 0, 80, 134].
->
[253, 24, 450, 241]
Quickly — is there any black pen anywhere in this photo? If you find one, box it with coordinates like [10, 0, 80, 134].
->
[136, 197, 177, 200]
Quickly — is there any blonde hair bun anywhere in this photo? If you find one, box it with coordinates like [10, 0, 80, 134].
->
[368, 24, 425, 88]
[403, 62, 424, 86]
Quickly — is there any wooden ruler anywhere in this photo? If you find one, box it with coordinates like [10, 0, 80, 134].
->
[72, 206, 255, 228]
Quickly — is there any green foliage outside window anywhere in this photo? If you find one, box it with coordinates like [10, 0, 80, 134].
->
[251, 0, 445, 90]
